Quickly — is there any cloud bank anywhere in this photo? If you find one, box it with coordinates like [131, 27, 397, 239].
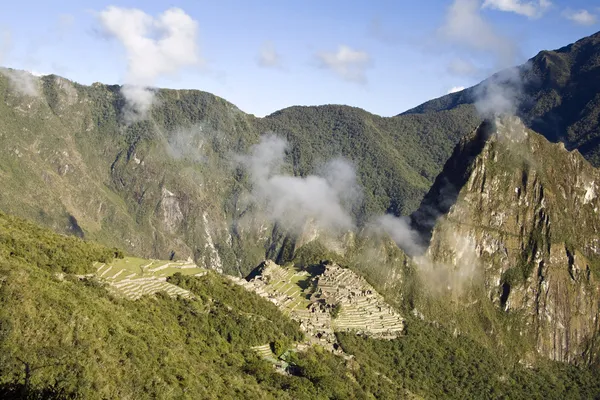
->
[316, 45, 371, 84]
[447, 86, 466, 94]
[165, 125, 207, 163]
[0, 30, 39, 97]
[440, 0, 530, 117]
[440, 0, 517, 69]
[97, 7, 201, 121]
[2, 69, 39, 97]
[447, 58, 479, 76]
[474, 65, 526, 117]
[372, 215, 424, 256]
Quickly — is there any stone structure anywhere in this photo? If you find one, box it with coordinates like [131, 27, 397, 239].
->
[232, 260, 405, 352]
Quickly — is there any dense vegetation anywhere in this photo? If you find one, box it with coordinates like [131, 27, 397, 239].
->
[0, 211, 122, 274]
[260, 104, 480, 217]
[0, 212, 401, 399]
[339, 317, 600, 399]
[405, 31, 600, 166]
[1, 212, 599, 398]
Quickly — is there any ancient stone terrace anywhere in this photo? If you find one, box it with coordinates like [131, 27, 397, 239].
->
[314, 264, 405, 339]
[231, 261, 312, 315]
[232, 260, 405, 353]
[94, 257, 207, 300]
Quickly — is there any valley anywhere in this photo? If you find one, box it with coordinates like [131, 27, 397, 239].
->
[1, 20, 600, 399]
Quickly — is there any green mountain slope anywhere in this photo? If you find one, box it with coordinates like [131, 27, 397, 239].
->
[260, 104, 479, 216]
[0, 70, 478, 275]
[404, 31, 600, 165]
[1, 211, 599, 399]
[0, 211, 374, 399]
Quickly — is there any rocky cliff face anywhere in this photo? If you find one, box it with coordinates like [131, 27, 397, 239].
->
[413, 116, 600, 363]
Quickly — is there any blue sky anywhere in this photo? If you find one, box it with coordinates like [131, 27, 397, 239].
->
[0, 0, 598, 117]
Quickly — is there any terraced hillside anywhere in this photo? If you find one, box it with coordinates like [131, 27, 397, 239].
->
[95, 257, 206, 300]
[3, 181, 600, 398]
[234, 260, 405, 351]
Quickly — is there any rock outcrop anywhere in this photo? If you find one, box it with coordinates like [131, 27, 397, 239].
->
[413, 116, 600, 363]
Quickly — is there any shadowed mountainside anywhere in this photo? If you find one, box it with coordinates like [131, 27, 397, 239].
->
[404, 31, 600, 165]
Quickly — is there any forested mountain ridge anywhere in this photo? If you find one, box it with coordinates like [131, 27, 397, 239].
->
[2, 31, 600, 276]
[404, 31, 600, 165]
[3, 30, 599, 276]
[0, 67, 478, 275]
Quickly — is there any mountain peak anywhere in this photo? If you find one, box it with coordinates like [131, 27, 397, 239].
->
[410, 119, 495, 243]
[413, 118, 600, 362]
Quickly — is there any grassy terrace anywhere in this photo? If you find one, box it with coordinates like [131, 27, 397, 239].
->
[255, 265, 313, 314]
[94, 256, 207, 300]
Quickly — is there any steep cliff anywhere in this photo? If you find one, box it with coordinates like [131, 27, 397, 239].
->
[413, 116, 600, 363]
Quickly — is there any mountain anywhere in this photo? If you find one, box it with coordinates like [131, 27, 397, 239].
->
[0, 70, 479, 276]
[260, 104, 479, 217]
[2, 211, 599, 399]
[404, 31, 600, 165]
[409, 116, 600, 364]
[2, 29, 600, 397]
[2, 31, 599, 278]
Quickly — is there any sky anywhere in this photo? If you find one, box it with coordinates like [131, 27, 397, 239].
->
[0, 0, 598, 117]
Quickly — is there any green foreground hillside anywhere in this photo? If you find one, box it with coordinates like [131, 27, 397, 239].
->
[1, 212, 599, 399]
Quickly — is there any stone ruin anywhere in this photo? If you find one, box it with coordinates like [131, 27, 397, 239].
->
[231, 260, 405, 353]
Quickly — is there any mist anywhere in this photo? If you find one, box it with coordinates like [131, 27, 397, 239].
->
[97, 7, 201, 122]
[165, 125, 207, 163]
[1, 69, 40, 97]
[234, 133, 483, 297]
[474, 66, 526, 118]
[371, 214, 424, 257]
[237, 134, 360, 234]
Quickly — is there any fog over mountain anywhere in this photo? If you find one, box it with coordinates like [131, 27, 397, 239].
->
[1, 2, 600, 399]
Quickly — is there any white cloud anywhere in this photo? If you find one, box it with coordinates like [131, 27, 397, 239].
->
[440, 0, 517, 69]
[237, 135, 360, 233]
[97, 7, 201, 121]
[447, 58, 479, 76]
[447, 86, 466, 94]
[563, 9, 597, 26]
[1, 69, 40, 97]
[474, 66, 524, 117]
[316, 45, 371, 84]
[28, 70, 48, 77]
[373, 215, 424, 256]
[258, 41, 281, 68]
[482, 0, 551, 18]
